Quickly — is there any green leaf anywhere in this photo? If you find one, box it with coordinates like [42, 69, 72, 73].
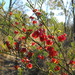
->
[18, 68, 23, 75]
[1, 44, 6, 49]
[8, 36, 13, 41]
[14, 14, 21, 19]
[72, 71, 75, 75]
[19, 34, 24, 37]
[8, 36, 14, 44]
[71, 42, 75, 47]
[2, 1, 5, 6]
[43, 51, 48, 57]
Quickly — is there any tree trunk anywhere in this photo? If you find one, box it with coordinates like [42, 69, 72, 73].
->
[72, 0, 75, 40]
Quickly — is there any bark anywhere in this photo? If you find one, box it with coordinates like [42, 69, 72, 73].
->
[72, 0, 75, 33]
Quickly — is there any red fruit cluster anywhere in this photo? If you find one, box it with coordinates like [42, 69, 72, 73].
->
[21, 57, 30, 63]
[32, 28, 54, 45]
[22, 28, 27, 32]
[57, 34, 67, 42]
[49, 50, 58, 58]
[14, 42, 18, 45]
[14, 31, 19, 34]
[31, 42, 36, 46]
[21, 36, 26, 40]
[69, 60, 75, 64]
[29, 16, 34, 19]
[5, 41, 10, 46]
[9, 12, 13, 15]
[48, 35, 55, 39]
[18, 36, 26, 40]
[46, 40, 53, 46]
[32, 20, 37, 24]
[46, 46, 58, 57]
[14, 65, 20, 70]
[54, 66, 60, 71]
[15, 22, 19, 25]
[27, 52, 34, 58]
[14, 42, 19, 50]
[20, 48, 27, 53]
[32, 28, 46, 39]
[39, 23, 43, 26]
[39, 34, 47, 42]
[5, 41, 11, 49]
[38, 55, 44, 59]
[50, 58, 59, 64]
[35, 11, 41, 16]
[37, 46, 42, 50]
[27, 29, 33, 32]
[26, 63, 33, 69]
[33, 9, 41, 16]
[33, 9, 38, 12]
[18, 37, 22, 41]
[21, 57, 33, 69]
[63, 33, 67, 36]
[46, 46, 54, 52]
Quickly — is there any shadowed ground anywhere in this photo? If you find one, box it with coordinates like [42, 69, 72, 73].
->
[0, 53, 17, 75]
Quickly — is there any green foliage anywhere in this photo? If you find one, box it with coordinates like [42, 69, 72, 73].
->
[0, 1, 5, 8]
[0, 0, 74, 75]
[18, 68, 23, 75]
[43, 51, 48, 57]
[71, 42, 75, 48]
